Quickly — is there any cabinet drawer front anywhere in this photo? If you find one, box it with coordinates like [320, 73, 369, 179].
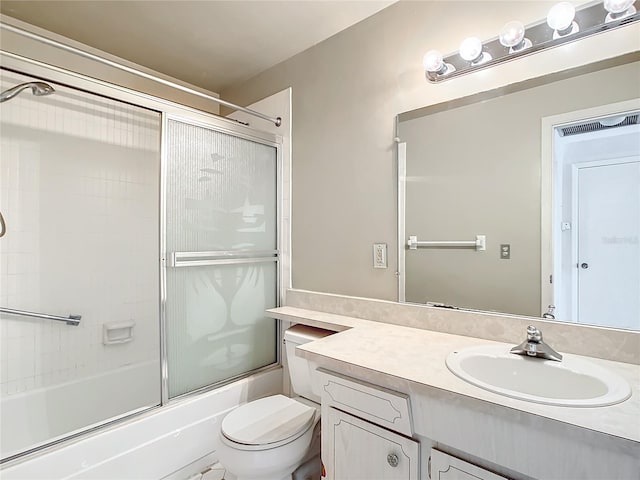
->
[430, 449, 508, 480]
[326, 408, 419, 480]
[318, 369, 413, 436]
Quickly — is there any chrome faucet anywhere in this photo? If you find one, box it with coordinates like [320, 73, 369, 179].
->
[510, 325, 563, 362]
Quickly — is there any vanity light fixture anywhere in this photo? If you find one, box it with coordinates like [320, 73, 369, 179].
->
[423, 0, 640, 83]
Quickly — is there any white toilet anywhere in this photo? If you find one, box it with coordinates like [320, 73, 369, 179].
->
[216, 325, 332, 480]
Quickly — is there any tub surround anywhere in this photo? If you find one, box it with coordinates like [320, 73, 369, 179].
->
[267, 306, 640, 478]
[285, 289, 640, 364]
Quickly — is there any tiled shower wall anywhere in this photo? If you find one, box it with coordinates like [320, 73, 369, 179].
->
[0, 70, 161, 396]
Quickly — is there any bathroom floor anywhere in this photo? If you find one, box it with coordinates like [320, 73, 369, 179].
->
[185, 463, 227, 480]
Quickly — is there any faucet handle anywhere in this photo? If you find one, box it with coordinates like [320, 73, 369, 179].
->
[542, 304, 556, 319]
[526, 325, 542, 343]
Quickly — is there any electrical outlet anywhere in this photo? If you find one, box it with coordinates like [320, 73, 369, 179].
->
[500, 244, 511, 259]
[373, 243, 387, 268]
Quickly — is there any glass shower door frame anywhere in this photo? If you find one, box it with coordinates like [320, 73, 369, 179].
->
[0, 52, 286, 463]
[159, 113, 284, 404]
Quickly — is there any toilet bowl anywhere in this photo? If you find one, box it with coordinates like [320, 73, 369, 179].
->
[217, 395, 319, 480]
[216, 325, 332, 480]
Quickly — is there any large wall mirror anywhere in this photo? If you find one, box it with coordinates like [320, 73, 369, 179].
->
[397, 54, 639, 331]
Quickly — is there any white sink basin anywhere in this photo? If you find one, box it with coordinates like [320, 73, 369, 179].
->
[446, 345, 631, 407]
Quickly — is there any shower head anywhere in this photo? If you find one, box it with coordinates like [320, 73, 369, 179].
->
[0, 81, 55, 103]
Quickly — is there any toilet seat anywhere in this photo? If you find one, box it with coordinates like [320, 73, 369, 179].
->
[221, 395, 316, 451]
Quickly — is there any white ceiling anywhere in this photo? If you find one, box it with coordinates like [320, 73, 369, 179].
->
[0, 0, 395, 93]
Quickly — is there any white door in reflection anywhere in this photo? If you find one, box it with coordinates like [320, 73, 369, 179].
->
[575, 159, 639, 329]
[552, 114, 640, 330]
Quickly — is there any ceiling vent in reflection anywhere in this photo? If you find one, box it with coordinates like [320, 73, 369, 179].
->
[560, 113, 639, 136]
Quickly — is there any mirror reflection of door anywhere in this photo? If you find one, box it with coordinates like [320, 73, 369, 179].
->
[552, 113, 640, 330]
[576, 159, 639, 329]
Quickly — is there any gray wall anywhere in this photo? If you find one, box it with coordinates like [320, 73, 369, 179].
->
[401, 62, 640, 316]
[221, 1, 640, 301]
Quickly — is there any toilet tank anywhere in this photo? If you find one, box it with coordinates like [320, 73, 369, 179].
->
[284, 325, 334, 403]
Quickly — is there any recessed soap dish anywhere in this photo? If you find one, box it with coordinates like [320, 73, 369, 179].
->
[103, 320, 135, 345]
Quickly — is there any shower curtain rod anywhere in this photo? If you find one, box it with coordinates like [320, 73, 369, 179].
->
[0, 22, 282, 127]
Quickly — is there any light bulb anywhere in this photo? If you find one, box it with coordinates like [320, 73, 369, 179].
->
[422, 50, 455, 79]
[423, 50, 445, 73]
[459, 37, 484, 62]
[499, 20, 531, 52]
[547, 2, 575, 30]
[604, 0, 636, 21]
[604, 0, 635, 13]
[547, 2, 579, 38]
[547, 2, 580, 40]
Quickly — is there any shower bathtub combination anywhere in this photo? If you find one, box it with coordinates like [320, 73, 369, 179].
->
[0, 22, 285, 476]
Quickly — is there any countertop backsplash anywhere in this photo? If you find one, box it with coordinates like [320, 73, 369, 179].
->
[284, 289, 640, 365]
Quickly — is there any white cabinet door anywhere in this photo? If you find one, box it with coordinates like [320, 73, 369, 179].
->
[323, 408, 419, 480]
[430, 449, 508, 480]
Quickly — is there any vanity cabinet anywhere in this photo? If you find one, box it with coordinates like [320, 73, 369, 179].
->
[317, 369, 513, 480]
[324, 407, 419, 479]
[318, 369, 419, 480]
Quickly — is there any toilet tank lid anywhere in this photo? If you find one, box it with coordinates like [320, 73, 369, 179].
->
[221, 395, 316, 446]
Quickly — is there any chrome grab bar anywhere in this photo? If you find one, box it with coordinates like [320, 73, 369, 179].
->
[0, 307, 81, 326]
[407, 235, 486, 251]
[170, 250, 279, 267]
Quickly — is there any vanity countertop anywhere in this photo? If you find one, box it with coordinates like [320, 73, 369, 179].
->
[266, 306, 640, 443]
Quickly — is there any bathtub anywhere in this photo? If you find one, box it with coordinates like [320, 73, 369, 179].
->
[1, 367, 282, 479]
[1, 360, 161, 460]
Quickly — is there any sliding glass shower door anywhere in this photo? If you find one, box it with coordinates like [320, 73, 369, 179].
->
[0, 70, 162, 460]
[164, 118, 279, 398]
[1, 66, 281, 462]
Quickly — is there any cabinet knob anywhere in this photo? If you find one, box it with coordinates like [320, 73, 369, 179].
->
[387, 453, 399, 467]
